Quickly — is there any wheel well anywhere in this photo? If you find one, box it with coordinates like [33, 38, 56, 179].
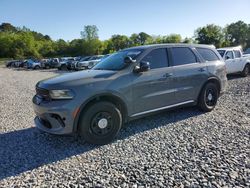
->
[198, 78, 221, 100]
[75, 95, 128, 131]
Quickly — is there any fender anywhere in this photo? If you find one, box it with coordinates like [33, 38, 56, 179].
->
[72, 91, 128, 132]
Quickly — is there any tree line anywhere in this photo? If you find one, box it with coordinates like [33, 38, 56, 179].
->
[0, 20, 249, 59]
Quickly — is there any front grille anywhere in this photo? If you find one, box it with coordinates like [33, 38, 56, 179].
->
[36, 87, 50, 101]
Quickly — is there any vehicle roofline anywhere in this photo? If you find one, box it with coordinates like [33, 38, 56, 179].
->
[122, 43, 216, 51]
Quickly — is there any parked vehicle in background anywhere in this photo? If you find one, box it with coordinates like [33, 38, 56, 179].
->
[25, 59, 42, 69]
[74, 56, 91, 70]
[41, 58, 59, 69]
[57, 57, 76, 70]
[40, 59, 50, 69]
[244, 48, 250, 55]
[5, 60, 18, 67]
[75, 55, 107, 70]
[33, 44, 227, 144]
[217, 46, 250, 76]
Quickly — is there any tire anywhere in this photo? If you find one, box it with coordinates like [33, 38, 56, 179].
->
[34, 65, 40, 70]
[198, 82, 219, 112]
[78, 101, 122, 145]
[61, 64, 68, 71]
[241, 64, 249, 77]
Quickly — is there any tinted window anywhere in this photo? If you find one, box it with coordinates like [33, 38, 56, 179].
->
[197, 48, 220, 61]
[225, 51, 234, 60]
[233, 50, 241, 58]
[142, 48, 168, 69]
[171, 47, 197, 66]
[217, 50, 226, 58]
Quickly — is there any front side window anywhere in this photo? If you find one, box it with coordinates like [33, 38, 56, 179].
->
[233, 50, 241, 58]
[171, 47, 197, 66]
[93, 49, 143, 71]
[225, 51, 234, 60]
[141, 48, 168, 69]
[196, 48, 220, 61]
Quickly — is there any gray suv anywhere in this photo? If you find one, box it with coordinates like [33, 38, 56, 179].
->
[33, 44, 227, 144]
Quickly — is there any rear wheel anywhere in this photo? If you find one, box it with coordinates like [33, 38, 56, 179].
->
[198, 82, 219, 112]
[61, 64, 68, 71]
[241, 64, 249, 77]
[78, 101, 122, 145]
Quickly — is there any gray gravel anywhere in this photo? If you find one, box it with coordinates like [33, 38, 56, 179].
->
[0, 67, 249, 187]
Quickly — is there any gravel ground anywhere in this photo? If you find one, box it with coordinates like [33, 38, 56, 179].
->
[0, 67, 249, 187]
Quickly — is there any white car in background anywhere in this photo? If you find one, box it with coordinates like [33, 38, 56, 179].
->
[217, 46, 250, 77]
[76, 55, 105, 70]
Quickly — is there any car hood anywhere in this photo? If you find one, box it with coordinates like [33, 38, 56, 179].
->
[38, 70, 116, 89]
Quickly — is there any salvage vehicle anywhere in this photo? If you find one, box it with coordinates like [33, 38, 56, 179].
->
[33, 44, 227, 144]
[26, 59, 42, 69]
[5, 60, 18, 67]
[217, 46, 250, 76]
[57, 57, 76, 70]
[41, 58, 60, 69]
[75, 55, 106, 70]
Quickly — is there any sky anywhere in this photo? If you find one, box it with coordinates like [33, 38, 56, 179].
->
[0, 0, 250, 41]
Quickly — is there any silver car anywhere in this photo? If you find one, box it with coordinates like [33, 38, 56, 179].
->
[33, 44, 227, 144]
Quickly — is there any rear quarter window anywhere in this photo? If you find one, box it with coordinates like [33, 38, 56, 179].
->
[196, 48, 220, 61]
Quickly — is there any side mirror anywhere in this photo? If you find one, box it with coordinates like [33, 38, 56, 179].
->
[134, 61, 150, 73]
[124, 56, 136, 64]
[225, 55, 231, 60]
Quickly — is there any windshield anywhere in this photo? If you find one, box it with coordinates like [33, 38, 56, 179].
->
[217, 50, 225, 58]
[93, 49, 143, 71]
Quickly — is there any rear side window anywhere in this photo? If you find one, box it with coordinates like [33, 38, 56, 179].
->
[233, 50, 241, 58]
[142, 48, 168, 69]
[196, 48, 220, 61]
[171, 47, 197, 66]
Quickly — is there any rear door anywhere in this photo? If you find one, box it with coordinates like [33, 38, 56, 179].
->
[131, 48, 175, 115]
[170, 47, 208, 103]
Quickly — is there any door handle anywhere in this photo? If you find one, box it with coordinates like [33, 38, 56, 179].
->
[163, 73, 173, 78]
[198, 67, 206, 72]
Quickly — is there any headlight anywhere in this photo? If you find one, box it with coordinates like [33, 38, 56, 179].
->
[49, 89, 74, 99]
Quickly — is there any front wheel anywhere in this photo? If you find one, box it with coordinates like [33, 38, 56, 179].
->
[78, 101, 122, 145]
[34, 65, 40, 70]
[198, 83, 219, 112]
[241, 64, 249, 77]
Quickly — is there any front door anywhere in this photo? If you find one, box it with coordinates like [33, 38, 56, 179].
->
[224, 50, 235, 74]
[131, 48, 175, 116]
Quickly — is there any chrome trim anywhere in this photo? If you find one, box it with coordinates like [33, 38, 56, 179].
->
[131, 100, 194, 117]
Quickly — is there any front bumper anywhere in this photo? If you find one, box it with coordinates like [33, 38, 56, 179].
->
[33, 96, 76, 135]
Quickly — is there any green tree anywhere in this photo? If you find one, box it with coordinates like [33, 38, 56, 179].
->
[162, 34, 182, 43]
[225, 21, 249, 48]
[183, 37, 194, 43]
[0, 23, 17, 32]
[138, 32, 151, 45]
[195, 24, 224, 47]
[81, 25, 99, 41]
[130, 33, 140, 46]
[110, 35, 130, 51]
